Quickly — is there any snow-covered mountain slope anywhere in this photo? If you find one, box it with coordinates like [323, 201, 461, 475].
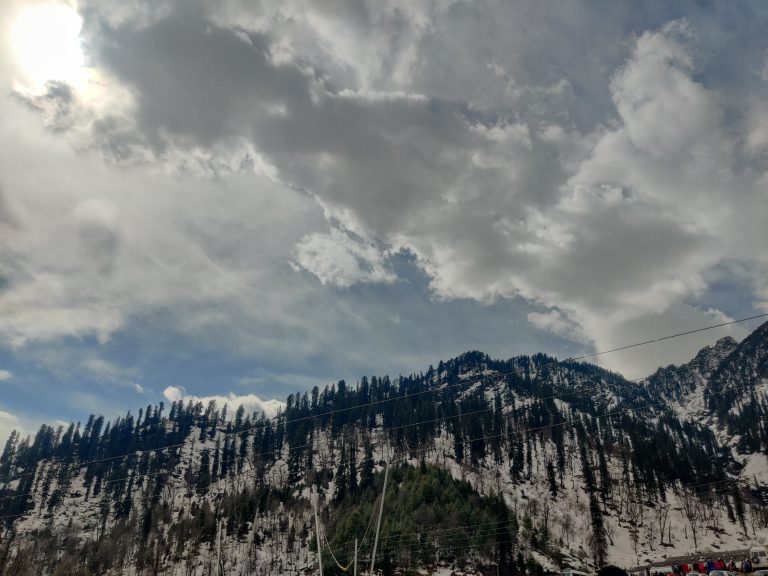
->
[1, 324, 768, 575]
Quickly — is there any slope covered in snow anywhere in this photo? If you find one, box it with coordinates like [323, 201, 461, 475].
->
[1, 323, 768, 575]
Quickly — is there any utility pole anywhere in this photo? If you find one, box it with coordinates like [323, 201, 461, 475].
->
[313, 486, 323, 576]
[213, 494, 223, 576]
[353, 538, 358, 576]
[217, 517, 223, 576]
[369, 457, 390, 576]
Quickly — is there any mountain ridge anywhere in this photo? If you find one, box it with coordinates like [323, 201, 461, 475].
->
[1, 323, 767, 575]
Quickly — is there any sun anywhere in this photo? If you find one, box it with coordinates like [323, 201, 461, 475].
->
[9, 3, 85, 91]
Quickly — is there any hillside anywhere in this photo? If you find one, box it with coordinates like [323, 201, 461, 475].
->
[1, 325, 768, 575]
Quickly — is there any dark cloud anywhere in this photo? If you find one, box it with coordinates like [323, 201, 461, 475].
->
[35, 1, 768, 370]
[91, 14, 309, 147]
[1, 0, 768, 431]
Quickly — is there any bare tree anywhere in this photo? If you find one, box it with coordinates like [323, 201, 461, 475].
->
[750, 503, 768, 534]
[655, 502, 671, 546]
[184, 556, 199, 576]
[644, 517, 656, 550]
[679, 488, 702, 550]
[561, 513, 574, 547]
[148, 533, 167, 576]
[627, 501, 642, 561]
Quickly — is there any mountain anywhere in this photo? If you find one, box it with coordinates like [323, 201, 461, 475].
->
[1, 325, 767, 575]
[645, 336, 739, 401]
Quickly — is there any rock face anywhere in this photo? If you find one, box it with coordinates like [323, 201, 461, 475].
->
[1, 323, 767, 575]
[710, 322, 768, 392]
[644, 336, 739, 401]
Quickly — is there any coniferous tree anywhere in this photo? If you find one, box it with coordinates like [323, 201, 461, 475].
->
[235, 404, 245, 431]
[596, 439, 611, 503]
[0, 430, 17, 481]
[348, 443, 358, 495]
[589, 492, 607, 566]
[212, 439, 221, 482]
[547, 461, 558, 497]
[525, 433, 533, 479]
[335, 443, 349, 502]
[360, 440, 374, 491]
[197, 449, 211, 494]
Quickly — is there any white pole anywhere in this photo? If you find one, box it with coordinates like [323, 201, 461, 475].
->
[313, 487, 323, 576]
[215, 492, 223, 576]
[217, 518, 223, 576]
[354, 538, 358, 576]
[369, 457, 390, 576]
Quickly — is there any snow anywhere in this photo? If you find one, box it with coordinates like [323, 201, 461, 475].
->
[741, 454, 768, 486]
[4, 360, 768, 574]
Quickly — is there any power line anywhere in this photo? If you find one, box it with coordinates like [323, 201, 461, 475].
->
[572, 312, 768, 361]
[1, 381, 764, 509]
[0, 371, 609, 486]
[1, 317, 766, 527]
[0, 390, 558, 502]
[279, 312, 767, 431]
[332, 518, 516, 552]
[347, 481, 752, 559]
[329, 482, 758, 557]
[2, 311, 763, 488]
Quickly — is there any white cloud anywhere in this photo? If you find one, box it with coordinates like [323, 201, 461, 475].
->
[163, 385, 185, 402]
[472, 121, 532, 149]
[610, 21, 720, 160]
[0, 370, 11, 381]
[0, 96, 330, 358]
[0, 407, 23, 445]
[527, 310, 590, 345]
[293, 227, 396, 288]
[163, 385, 285, 418]
[1, 0, 766, 385]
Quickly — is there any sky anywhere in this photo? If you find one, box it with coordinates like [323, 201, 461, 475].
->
[1, 0, 767, 442]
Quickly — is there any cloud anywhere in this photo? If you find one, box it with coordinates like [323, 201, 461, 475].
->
[0, 370, 11, 381]
[610, 21, 719, 159]
[83, 358, 134, 382]
[162, 385, 185, 402]
[236, 369, 332, 392]
[163, 385, 284, 418]
[293, 227, 395, 288]
[527, 310, 590, 345]
[1, 0, 767, 391]
[0, 96, 331, 356]
[0, 407, 23, 445]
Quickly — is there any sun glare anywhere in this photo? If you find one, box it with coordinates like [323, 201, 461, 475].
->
[9, 3, 85, 91]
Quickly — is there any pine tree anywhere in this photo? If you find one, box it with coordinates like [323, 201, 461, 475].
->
[235, 404, 245, 431]
[525, 433, 533, 479]
[732, 486, 747, 532]
[212, 439, 221, 482]
[0, 430, 18, 481]
[197, 448, 211, 494]
[596, 439, 611, 503]
[547, 461, 558, 497]
[335, 444, 348, 502]
[589, 491, 607, 566]
[360, 440, 374, 490]
[348, 443, 358, 495]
